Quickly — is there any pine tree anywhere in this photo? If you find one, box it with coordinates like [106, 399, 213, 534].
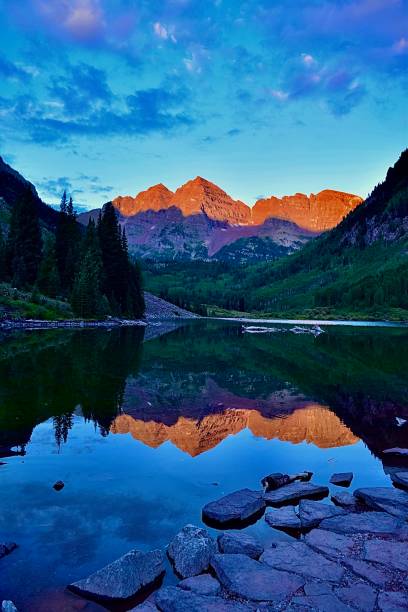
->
[98, 201, 127, 314]
[71, 219, 107, 318]
[37, 234, 59, 298]
[56, 192, 80, 293]
[0, 226, 6, 281]
[6, 186, 42, 287]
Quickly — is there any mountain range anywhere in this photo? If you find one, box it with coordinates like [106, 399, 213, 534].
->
[144, 149, 407, 318]
[79, 177, 362, 263]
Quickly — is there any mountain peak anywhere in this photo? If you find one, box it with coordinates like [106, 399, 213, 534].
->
[252, 189, 363, 231]
[113, 182, 174, 216]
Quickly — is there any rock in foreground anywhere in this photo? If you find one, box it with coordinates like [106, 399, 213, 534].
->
[178, 574, 221, 596]
[320, 511, 403, 535]
[354, 487, 408, 520]
[69, 549, 165, 602]
[261, 541, 344, 582]
[264, 481, 329, 506]
[168, 525, 216, 578]
[211, 553, 305, 602]
[299, 499, 345, 529]
[265, 506, 301, 530]
[391, 472, 408, 491]
[2, 603, 18, 612]
[330, 472, 353, 487]
[202, 489, 265, 526]
[217, 531, 263, 559]
[155, 586, 251, 611]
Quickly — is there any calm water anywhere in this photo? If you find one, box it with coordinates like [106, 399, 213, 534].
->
[0, 321, 407, 610]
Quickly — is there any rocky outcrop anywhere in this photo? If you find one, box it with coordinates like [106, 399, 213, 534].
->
[217, 532, 263, 559]
[264, 481, 329, 506]
[167, 525, 216, 578]
[354, 487, 408, 520]
[202, 488, 265, 527]
[252, 189, 363, 231]
[69, 549, 165, 602]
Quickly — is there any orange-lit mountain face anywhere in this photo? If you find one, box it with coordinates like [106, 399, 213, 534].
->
[252, 190, 364, 232]
[111, 179, 362, 230]
[111, 404, 358, 457]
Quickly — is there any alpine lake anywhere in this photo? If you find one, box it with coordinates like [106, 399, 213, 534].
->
[0, 319, 407, 610]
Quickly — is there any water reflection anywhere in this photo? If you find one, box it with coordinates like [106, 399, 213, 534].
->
[0, 321, 407, 466]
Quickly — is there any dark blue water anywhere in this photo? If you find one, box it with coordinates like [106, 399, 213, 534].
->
[0, 321, 407, 610]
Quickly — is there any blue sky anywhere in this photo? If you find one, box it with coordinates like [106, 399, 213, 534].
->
[0, 0, 407, 210]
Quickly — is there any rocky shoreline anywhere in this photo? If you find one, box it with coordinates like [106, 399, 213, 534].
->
[2, 470, 408, 611]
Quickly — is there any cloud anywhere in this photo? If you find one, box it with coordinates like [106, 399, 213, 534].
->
[0, 57, 32, 82]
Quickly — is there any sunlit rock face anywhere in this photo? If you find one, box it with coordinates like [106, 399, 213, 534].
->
[110, 405, 358, 456]
[113, 183, 174, 216]
[252, 190, 363, 231]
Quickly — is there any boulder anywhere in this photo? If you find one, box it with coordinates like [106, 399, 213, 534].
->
[260, 541, 344, 582]
[154, 586, 251, 611]
[69, 549, 165, 601]
[264, 482, 328, 506]
[331, 492, 360, 510]
[391, 472, 408, 491]
[1, 603, 18, 612]
[354, 487, 408, 520]
[0, 543, 17, 559]
[299, 500, 345, 529]
[130, 602, 158, 611]
[53, 480, 64, 491]
[330, 473, 353, 487]
[363, 539, 408, 571]
[377, 592, 408, 612]
[211, 553, 305, 602]
[178, 574, 221, 596]
[265, 506, 301, 531]
[202, 489, 265, 527]
[217, 531, 263, 559]
[319, 511, 403, 535]
[336, 584, 377, 611]
[168, 525, 216, 578]
[305, 529, 358, 560]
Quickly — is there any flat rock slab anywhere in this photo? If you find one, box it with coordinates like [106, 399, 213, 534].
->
[331, 492, 360, 510]
[69, 549, 165, 602]
[382, 447, 408, 456]
[299, 500, 345, 529]
[178, 574, 221, 596]
[155, 586, 251, 611]
[260, 541, 344, 582]
[330, 473, 353, 487]
[304, 529, 358, 560]
[168, 525, 216, 578]
[377, 592, 408, 612]
[211, 553, 305, 602]
[264, 482, 329, 506]
[319, 511, 403, 535]
[131, 602, 158, 611]
[354, 487, 408, 520]
[217, 531, 263, 559]
[343, 558, 389, 587]
[290, 594, 353, 611]
[202, 489, 265, 527]
[0, 543, 17, 559]
[391, 472, 408, 491]
[265, 506, 301, 530]
[336, 584, 377, 611]
[363, 539, 408, 572]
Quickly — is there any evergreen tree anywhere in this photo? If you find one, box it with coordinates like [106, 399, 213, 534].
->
[56, 192, 80, 293]
[71, 219, 107, 318]
[6, 187, 42, 287]
[37, 234, 59, 298]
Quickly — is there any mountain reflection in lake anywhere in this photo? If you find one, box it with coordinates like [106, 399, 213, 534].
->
[0, 321, 407, 610]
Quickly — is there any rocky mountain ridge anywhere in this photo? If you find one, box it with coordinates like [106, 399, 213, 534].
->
[112, 176, 362, 231]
